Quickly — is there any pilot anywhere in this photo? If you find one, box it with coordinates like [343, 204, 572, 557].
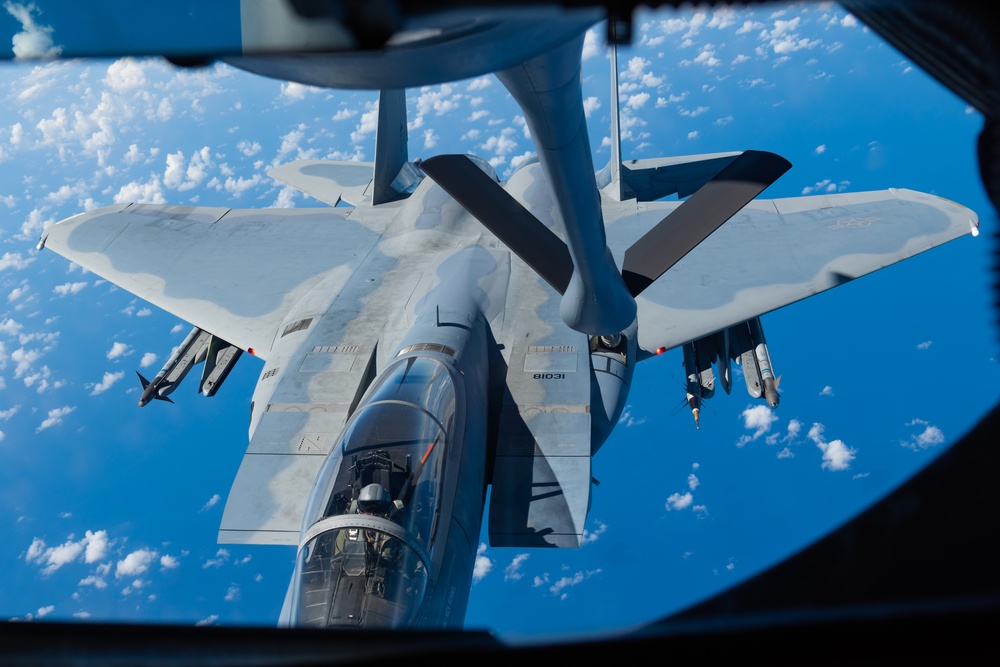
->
[355, 483, 400, 565]
[357, 483, 393, 518]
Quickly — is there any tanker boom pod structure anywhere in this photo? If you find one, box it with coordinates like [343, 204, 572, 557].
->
[136, 326, 243, 406]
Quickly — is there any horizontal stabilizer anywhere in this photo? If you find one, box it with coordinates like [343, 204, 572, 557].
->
[421, 154, 574, 295]
[621, 150, 792, 296]
[268, 160, 374, 207]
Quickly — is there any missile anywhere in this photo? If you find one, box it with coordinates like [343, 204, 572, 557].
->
[748, 317, 779, 408]
[682, 342, 702, 429]
[136, 326, 212, 407]
[136, 371, 174, 407]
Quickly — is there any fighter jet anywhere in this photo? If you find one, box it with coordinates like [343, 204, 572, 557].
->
[37, 11, 979, 631]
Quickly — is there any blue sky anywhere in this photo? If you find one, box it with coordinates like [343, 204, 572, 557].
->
[0, 1, 997, 643]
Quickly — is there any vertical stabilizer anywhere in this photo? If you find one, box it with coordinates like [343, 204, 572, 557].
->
[372, 88, 408, 205]
[608, 42, 625, 202]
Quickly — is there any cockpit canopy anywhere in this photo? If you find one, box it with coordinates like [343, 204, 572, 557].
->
[289, 356, 459, 628]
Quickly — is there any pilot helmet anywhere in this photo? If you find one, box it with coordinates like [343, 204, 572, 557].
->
[358, 483, 392, 516]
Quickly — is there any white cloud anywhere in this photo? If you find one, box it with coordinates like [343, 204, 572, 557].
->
[202, 548, 230, 569]
[79, 575, 107, 589]
[196, 615, 219, 626]
[901, 418, 946, 450]
[104, 58, 146, 92]
[83, 530, 109, 563]
[917, 341, 932, 350]
[106, 342, 131, 360]
[580, 521, 607, 545]
[422, 128, 438, 149]
[350, 105, 379, 144]
[25, 529, 108, 575]
[114, 177, 166, 204]
[0, 252, 35, 271]
[4, 1, 62, 59]
[815, 144, 826, 154]
[160, 554, 180, 570]
[627, 92, 651, 109]
[583, 96, 601, 118]
[200, 494, 220, 512]
[504, 553, 529, 581]
[819, 386, 834, 396]
[36, 405, 75, 432]
[280, 81, 320, 101]
[139, 352, 157, 368]
[548, 569, 600, 600]
[472, 542, 492, 582]
[331, 107, 358, 121]
[53, 282, 87, 297]
[736, 404, 778, 447]
[39, 539, 83, 574]
[807, 422, 856, 471]
[666, 492, 693, 510]
[466, 76, 492, 91]
[164, 147, 212, 191]
[90, 371, 124, 396]
[581, 28, 601, 60]
[236, 140, 261, 156]
[116, 549, 157, 578]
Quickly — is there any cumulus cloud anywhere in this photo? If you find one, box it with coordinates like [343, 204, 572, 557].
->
[0, 252, 35, 271]
[52, 282, 87, 297]
[466, 76, 492, 91]
[807, 422, 856, 471]
[104, 58, 146, 92]
[580, 521, 607, 545]
[736, 404, 778, 447]
[200, 494, 221, 512]
[549, 569, 601, 600]
[4, 1, 62, 59]
[164, 147, 212, 191]
[36, 405, 75, 432]
[139, 352, 157, 368]
[116, 549, 157, 578]
[89, 371, 124, 396]
[106, 342, 131, 360]
[203, 548, 230, 569]
[666, 492, 693, 510]
[504, 553, 528, 581]
[472, 542, 492, 582]
[160, 554, 179, 570]
[617, 405, 646, 428]
[24, 530, 109, 574]
[901, 418, 946, 450]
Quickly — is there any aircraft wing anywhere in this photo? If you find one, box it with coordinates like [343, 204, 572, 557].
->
[39, 203, 384, 360]
[604, 188, 979, 356]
